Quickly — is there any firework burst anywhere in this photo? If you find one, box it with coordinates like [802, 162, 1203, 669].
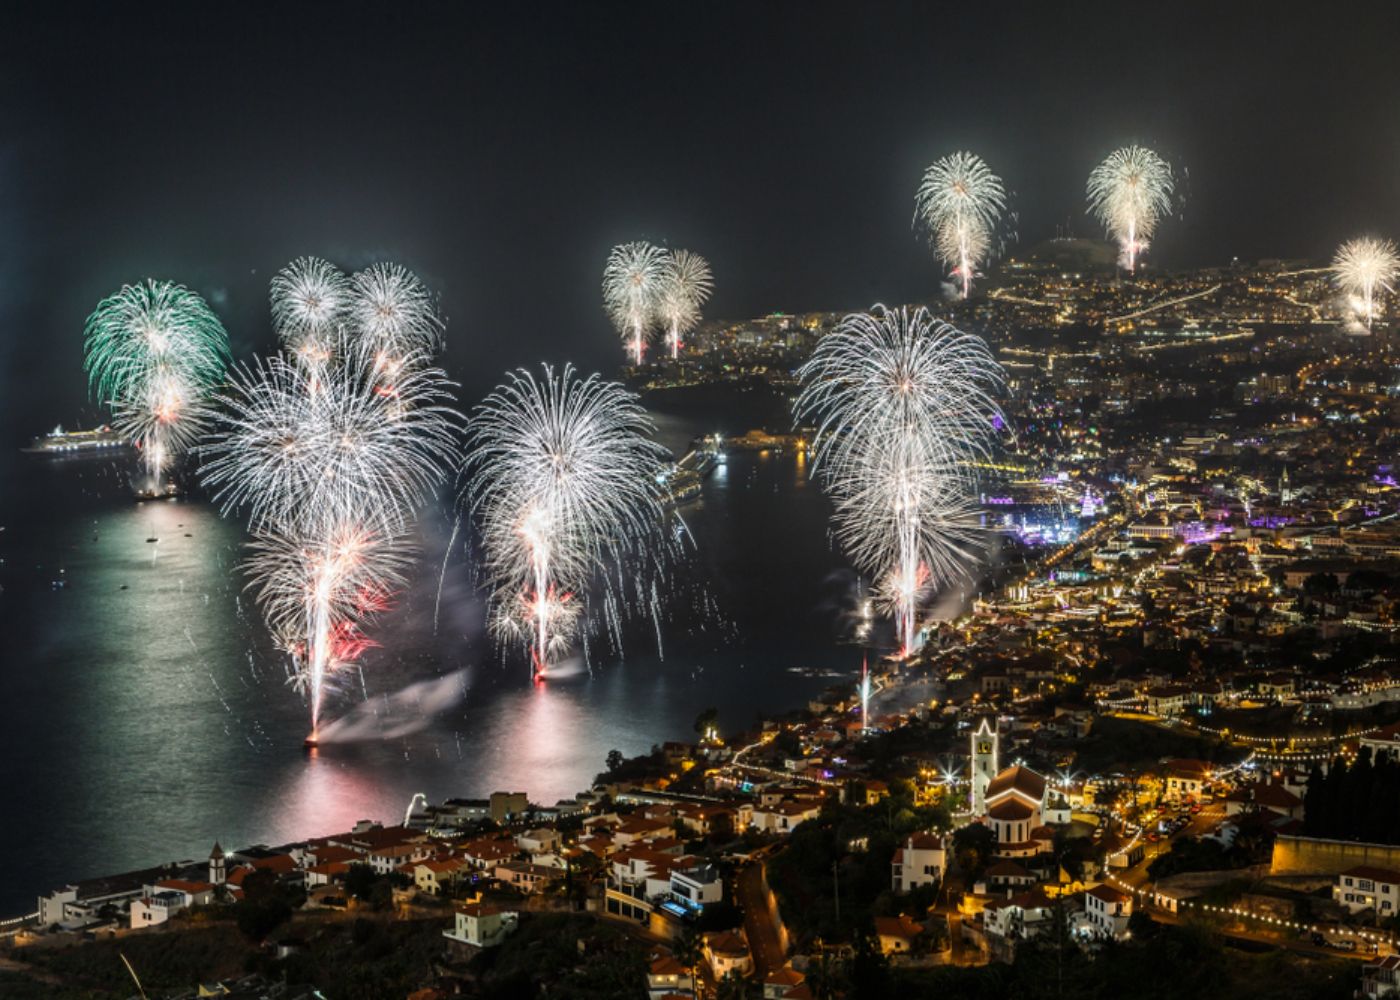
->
[915, 152, 1007, 298]
[795, 305, 1002, 654]
[348, 262, 443, 370]
[202, 341, 460, 732]
[1086, 145, 1174, 272]
[603, 241, 668, 365]
[658, 249, 714, 359]
[461, 363, 674, 677]
[271, 256, 350, 365]
[83, 280, 231, 485]
[1332, 237, 1399, 330]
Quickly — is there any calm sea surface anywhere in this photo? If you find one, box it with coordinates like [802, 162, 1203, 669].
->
[0, 384, 878, 915]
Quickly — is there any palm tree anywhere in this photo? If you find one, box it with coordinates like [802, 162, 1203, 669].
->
[672, 927, 704, 1000]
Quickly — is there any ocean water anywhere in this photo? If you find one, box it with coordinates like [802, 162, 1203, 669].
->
[0, 385, 875, 915]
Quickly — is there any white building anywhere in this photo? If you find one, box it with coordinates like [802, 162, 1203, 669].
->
[1335, 867, 1400, 917]
[1084, 884, 1133, 940]
[443, 903, 520, 948]
[891, 832, 946, 893]
[669, 863, 724, 913]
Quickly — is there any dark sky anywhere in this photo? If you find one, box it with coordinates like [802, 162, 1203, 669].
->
[2, 2, 1400, 426]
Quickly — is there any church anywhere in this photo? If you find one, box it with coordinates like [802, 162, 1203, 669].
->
[969, 719, 1070, 859]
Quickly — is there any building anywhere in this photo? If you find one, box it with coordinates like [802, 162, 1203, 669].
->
[1335, 866, 1400, 916]
[970, 718, 999, 816]
[647, 954, 695, 999]
[669, 862, 724, 913]
[443, 903, 519, 949]
[489, 791, 530, 823]
[891, 832, 946, 893]
[1360, 955, 1400, 999]
[130, 890, 188, 929]
[1162, 759, 1212, 801]
[1084, 884, 1133, 939]
[982, 765, 1057, 859]
[873, 915, 924, 956]
[704, 930, 753, 980]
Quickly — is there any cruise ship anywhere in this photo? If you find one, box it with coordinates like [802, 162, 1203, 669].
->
[23, 424, 129, 455]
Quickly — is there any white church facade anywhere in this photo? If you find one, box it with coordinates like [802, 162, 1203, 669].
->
[969, 718, 1070, 860]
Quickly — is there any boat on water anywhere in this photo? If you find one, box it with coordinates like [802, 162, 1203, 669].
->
[132, 479, 182, 502]
[22, 424, 129, 455]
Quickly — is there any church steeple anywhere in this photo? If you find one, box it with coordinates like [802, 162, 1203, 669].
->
[970, 718, 999, 816]
[209, 842, 226, 886]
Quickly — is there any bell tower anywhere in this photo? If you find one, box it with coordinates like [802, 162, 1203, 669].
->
[209, 842, 226, 886]
[970, 718, 999, 816]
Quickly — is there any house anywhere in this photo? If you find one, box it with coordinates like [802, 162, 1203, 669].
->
[413, 857, 471, 896]
[494, 861, 558, 894]
[1360, 955, 1400, 999]
[763, 967, 806, 999]
[984, 860, 1036, 891]
[1361, 722, 1400, 762]
[1335, 867, 1400, 916]
[1144, 685, 1190, 718]
[443, 903, 519, 949]
[891, 832, 946, 893]
[873, 915, 923, 956]
[1084, 884, 1133, 940]
[982, 889, 1054, 943]
[1225, 781, 1304, 819]
[669, 862, 724, 913]
[130, 889, 189, 928]
[704, 930, 753, 979]
[647, 953, 695, 998]
[515, 828, 562, 854]
[38, 865, 176, 928]
[1162, 759, 1212, 801]
[751, 799, 823, 834]
[367, 841, 434, 876]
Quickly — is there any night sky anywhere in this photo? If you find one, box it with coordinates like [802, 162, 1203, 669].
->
[2, 2, 1399, 429]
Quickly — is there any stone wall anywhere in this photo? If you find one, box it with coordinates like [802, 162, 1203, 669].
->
[1271, 835, 1400, 875]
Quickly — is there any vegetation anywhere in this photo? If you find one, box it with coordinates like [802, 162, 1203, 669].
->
[1303, 748, 1400, 843]
[767, 785, 950, 944]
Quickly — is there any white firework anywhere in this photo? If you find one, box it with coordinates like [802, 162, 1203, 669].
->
[603, 241, 668, 365]
[1086, 145, 1174, 272]
[1333, 237, 1399, 330]
[658, 249, 714, 359]
[245, 520, 411, 700]
[202, 342, 459, 733]
[461, 363, 674, 676]
[202, 344, 460, 538]
[915, 152, 1007, 298]
[271, 256, 350, 365]
[795, 305, 1002, 654]
[348, 262, 443, 367]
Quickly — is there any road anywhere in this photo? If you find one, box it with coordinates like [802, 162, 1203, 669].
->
[737, 863, 785, 979]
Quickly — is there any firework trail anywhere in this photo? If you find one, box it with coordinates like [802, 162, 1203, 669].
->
[271, 256, 350, 365]
[795, 305, 1002, 654]
[603, 241, 668, 364]
[84, 280, 231, 488]
[203, 333, 460, 735]
[1332, 237, 1399, 331]
[658, 249, 714, 359]
[461, 363, 674, 678]
[915, 152, 1007, 298]
[1086, 145, 1174, 272]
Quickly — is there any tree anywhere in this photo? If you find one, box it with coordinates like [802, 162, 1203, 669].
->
[606, 748, 625, 773]
[671, 927, 702, 1000]
[694, 707, 719, 738]
[952, 823, 996, 878]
